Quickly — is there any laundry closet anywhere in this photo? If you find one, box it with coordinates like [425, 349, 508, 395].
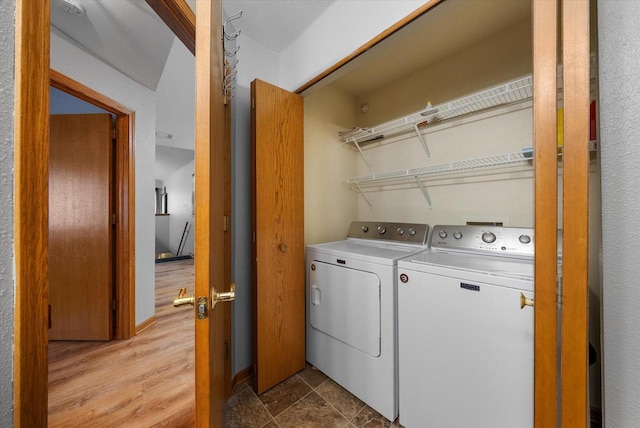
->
[304, 0, 535, 243]
[299, 0, 602, 420]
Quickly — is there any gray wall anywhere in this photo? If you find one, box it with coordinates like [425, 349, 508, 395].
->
[0, 0, 15, 425]
[598, 1, 640, 426]
[231, 85, 253, 374]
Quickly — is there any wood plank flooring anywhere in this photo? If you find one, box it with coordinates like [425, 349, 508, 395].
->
[48, 259, 195, 427]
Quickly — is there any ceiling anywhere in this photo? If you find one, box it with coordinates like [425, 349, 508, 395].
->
[312, 0, 531, 98]
[221, 0, 337, 54]
[50, 0, 531, 179]
[50, 0, 336, 181]
[50, 0, 336, 91]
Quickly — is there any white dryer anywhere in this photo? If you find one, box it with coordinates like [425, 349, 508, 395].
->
[306, 221, 430, 422]
[397, 225, 535, 428]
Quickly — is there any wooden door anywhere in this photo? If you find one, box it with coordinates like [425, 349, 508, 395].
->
[251, 79, 305, 394]
[49, 114, 113, 341]
[194, 0, 232, 426]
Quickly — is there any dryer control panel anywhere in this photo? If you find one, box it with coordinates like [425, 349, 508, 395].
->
[430, 225, 534, 258]
[347, 221, 429, 245]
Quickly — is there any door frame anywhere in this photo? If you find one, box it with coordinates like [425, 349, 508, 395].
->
[50, 70, 136, 341]
[13, 1, 175, 425]
[292, 1, 590, 426]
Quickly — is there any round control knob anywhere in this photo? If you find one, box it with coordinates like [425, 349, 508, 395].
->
[397, 228, 405, 236]
[519, 234, 531, 244]
[453, 231, 463, 240]
[377, 226, 387, 235]
[408, 228, 416, 236]
[361, 226, 369, 233]
[482, 231, 497, 243]
[438, 230, 448, 239]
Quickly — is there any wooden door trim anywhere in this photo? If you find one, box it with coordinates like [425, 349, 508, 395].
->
[294, 0, 443, 94]
[195, 1, 230, 425]
[561, 0, 591, 425]
[50, 69, 136, 340]
[14, 1, 50, 425]
[532, 1, 559, 426]
[145, 0, 195, 55]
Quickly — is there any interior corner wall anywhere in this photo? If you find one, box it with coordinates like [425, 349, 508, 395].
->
[278, 0, 429, 91]
[164, 160, 195, 256]
[50, 29, 157, 327]
[598, 1, 640, 426]
[304, 84, 359, 245]
[0, 0, 15, 424]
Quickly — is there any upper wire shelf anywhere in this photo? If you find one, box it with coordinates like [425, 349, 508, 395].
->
[338, 75, 533, 145]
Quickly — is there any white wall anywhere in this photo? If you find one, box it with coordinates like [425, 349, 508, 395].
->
[156, 38, 195, 150]
[155, 215, 171, 254]
[354, 105, 534, 227]
[598, 1, 640, 425]
[279, 0, 430, 91]
[164, 160, 195, 256]
[304, 84, 359, 245]
[0, 0, 15, 424]
[50, 29, 156, 326]
[356, 20, 532, 127]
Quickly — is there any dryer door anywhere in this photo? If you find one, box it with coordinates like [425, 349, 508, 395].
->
[309, 261, 381, 357]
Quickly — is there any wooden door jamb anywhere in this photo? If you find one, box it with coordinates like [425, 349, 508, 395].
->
[49, 69, 136, 340]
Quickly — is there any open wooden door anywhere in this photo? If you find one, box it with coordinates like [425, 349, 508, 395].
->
[49, 114, 114, 341]
[251, 79, 305, 394]
[145, 0, 231, 425]
[194, 1, 232, 426]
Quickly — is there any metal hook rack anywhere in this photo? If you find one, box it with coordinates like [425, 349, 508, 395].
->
[223, 10, 242, 103]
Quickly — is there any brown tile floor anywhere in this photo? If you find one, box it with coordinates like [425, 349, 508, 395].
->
[224, 364, 400, 428]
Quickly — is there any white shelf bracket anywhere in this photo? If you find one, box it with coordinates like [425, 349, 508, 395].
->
[349, 137, 373, 173]
[413, 124, 431, 159]
[414, 177, 432, 209]
[354, 183, 373, 208]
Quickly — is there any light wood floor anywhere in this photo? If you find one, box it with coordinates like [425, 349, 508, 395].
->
[48, 259, 195, 427]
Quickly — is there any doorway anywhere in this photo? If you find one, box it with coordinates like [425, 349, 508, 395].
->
[49, 70, 135, 340]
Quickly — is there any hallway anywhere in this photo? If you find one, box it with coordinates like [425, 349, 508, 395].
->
[48, 259, 397, 427]
[48, 259, 195, 427]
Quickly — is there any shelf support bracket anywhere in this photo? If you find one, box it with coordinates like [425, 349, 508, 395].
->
[349, 137, 373, 173]
[413, 124, 431, 159]
[354, 183, 373, 208]
[414, 177, 432, 209]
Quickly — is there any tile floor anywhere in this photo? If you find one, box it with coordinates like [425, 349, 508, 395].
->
[224, 364, 400, 428]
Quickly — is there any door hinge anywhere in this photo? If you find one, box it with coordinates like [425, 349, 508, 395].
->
[112, 213, 117, 225]
[224, 341, 230, 360]
[113, 298, 117, 310]
[48, 304, 52, 329]
[223, 215, 230, 232]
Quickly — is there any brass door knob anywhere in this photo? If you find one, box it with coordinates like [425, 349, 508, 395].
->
[174, 287, 195, 307]
[520, 292, 534, 309]
[211, 282, 236, 310]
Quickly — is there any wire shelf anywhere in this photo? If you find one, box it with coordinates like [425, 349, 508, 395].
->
[338, 76, 533, 145]
[345, 151, 531, 185]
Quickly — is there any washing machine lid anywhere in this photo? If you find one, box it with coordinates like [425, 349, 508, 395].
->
[399, 250, 534, 283]
[307, 239, 429, 266]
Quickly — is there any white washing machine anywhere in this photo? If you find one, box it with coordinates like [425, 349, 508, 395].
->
[306, 221, 430, 422]
[397, 225, 535, 428]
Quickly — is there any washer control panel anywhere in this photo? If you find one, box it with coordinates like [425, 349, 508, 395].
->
[430, 225, 534, 258]
[347, 221, 429, 245]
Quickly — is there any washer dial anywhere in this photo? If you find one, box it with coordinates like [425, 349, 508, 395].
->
[482, 231, 497, 243]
